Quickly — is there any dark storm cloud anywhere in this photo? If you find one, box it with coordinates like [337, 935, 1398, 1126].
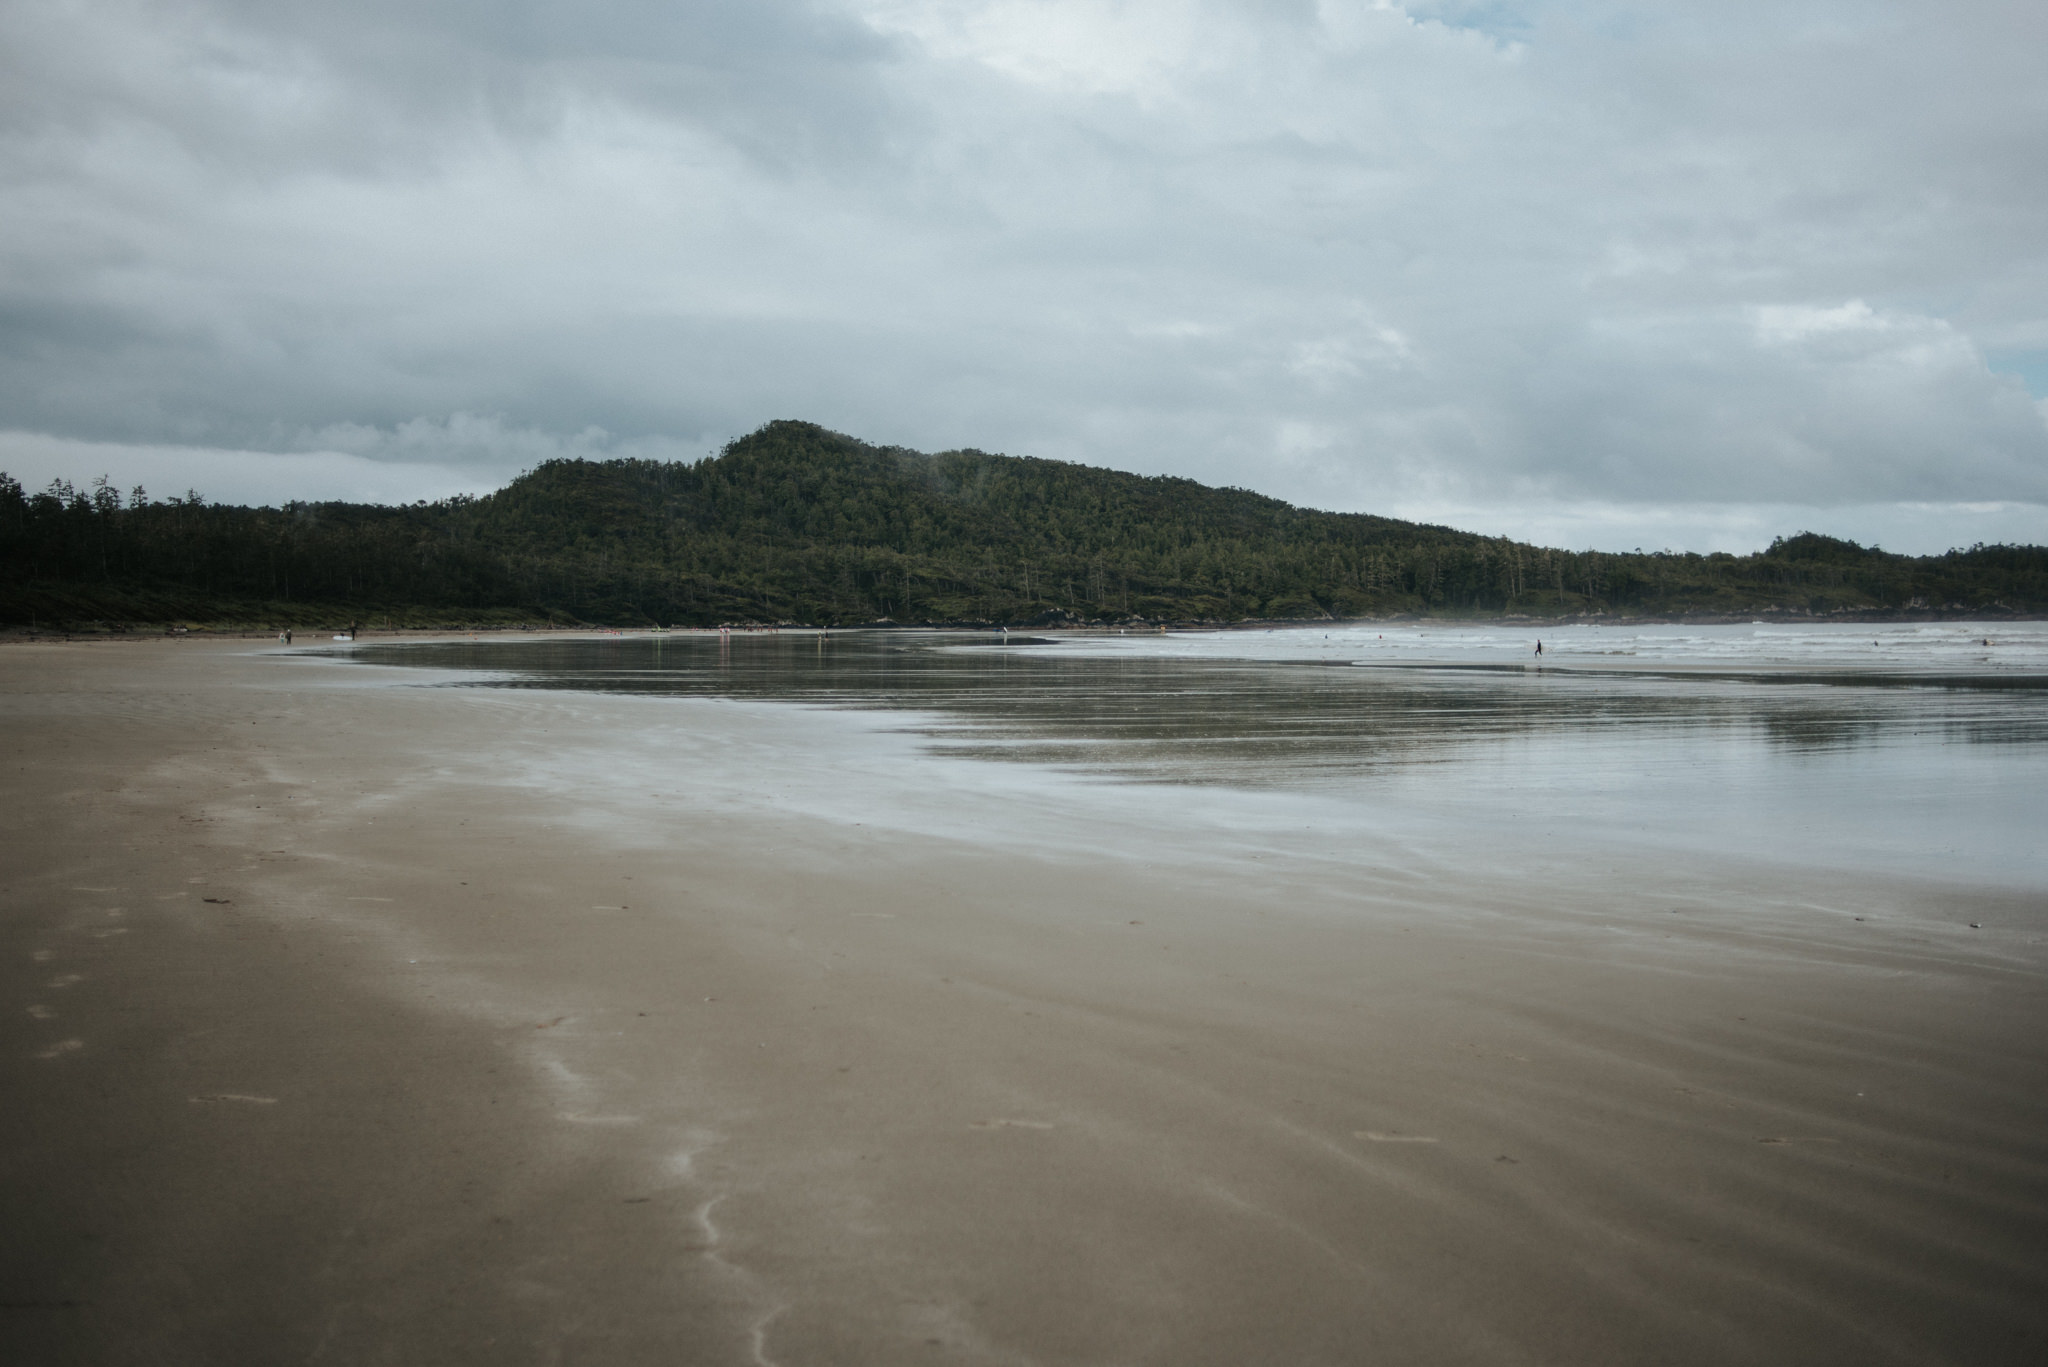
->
[1, 0, 2044, 551]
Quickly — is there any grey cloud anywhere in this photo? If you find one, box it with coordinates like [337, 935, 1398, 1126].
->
[1, 0, 900, 172]
[1, 0, 2044, 551]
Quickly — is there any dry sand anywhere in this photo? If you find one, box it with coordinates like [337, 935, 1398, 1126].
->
[3, 637, 2045, 1365]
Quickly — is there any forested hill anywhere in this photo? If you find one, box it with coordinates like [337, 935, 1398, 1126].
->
[5, 419, 2046, 626]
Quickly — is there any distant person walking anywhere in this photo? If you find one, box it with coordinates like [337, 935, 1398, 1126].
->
[1534, 639, 1543, 657]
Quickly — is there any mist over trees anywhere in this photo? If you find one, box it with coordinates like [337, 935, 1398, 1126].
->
[4, 421, 2044, 628]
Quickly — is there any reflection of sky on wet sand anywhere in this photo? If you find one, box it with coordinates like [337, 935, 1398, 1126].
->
[346, 626, 2048, 892]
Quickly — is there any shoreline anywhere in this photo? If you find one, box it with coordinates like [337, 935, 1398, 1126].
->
[5, 605, 2047, 645]
[4, 639, 2046, 1364]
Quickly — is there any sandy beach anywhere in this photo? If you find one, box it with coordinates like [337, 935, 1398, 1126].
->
[4, 636, 2046, 1365]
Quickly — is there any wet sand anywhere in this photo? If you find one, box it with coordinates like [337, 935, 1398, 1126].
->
[4, 637, 2046, 1365]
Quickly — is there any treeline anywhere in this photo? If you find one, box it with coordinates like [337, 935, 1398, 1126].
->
[4, 420, 2046, 627]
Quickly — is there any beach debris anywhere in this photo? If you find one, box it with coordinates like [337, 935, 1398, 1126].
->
[1356, 1131, 1438, 1143]
[1969, 922, 1983, 929]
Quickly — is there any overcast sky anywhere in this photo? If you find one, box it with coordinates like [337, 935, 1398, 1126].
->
[3, 0, 2045, 553]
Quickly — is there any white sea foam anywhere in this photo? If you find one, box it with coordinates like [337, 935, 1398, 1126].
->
[1026, 620, 2048, 674]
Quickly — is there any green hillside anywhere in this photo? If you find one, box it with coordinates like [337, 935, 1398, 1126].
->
[4, 420, 2045, 627]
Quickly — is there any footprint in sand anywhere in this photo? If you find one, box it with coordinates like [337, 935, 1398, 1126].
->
[1357, 1131, 1440, 1144]
[27, 1005, 53, 1020]
[31, 950, 54, 962]
[37, 1039, 84, 1060]
[47, 974, 83, 989]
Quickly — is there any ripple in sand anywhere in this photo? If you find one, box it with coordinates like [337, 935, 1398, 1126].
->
[969, 1118, 1055, 1130]
[556, 1112, 642, 1126]
[1757, 1136, 1839, 1145]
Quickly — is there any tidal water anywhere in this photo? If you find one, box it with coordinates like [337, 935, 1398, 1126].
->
[345, 622, 2048, 896]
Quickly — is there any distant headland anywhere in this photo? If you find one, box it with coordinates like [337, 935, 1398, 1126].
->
[4, 420, 2044, 630]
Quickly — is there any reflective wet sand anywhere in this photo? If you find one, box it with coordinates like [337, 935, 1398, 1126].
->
[4, 631, 2044, 1365]
[368, 628, 2048, 885]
